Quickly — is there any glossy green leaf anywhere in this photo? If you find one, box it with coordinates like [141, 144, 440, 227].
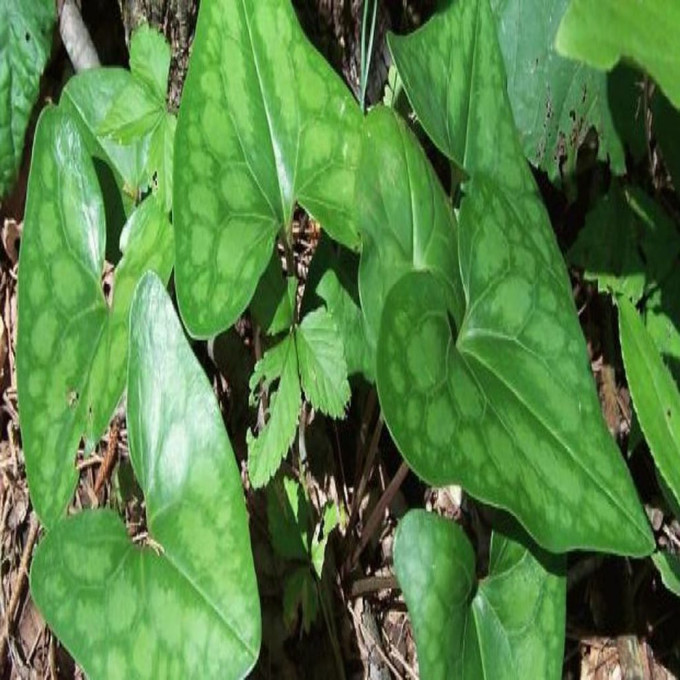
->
[173, 0, 362, 337]
[556, 0, 680, 110]
[652, 551, 680, 598]
[0, 0, 55, 196]
[61, 69, 150, 192]
[368, 0, 653, 555]
[488, 0, 623, 179]
[31, 273, 261, 679]
[17, 107, 173, 527]
[247, 334, 301, 488]
[148, 112, 176, 212]
[393, 510, 566, 680]
[619, 297, 680, 510]
[296, 308, 350, 418]
[128, 23, 170, 103]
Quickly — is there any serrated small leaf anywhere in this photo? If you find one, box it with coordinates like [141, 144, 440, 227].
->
[556, 0, 680, 110]
[17, 107, 173, 527]
[393, 510, 566, 680]
[129, 23, 170, 103]
[652, 551, 680, 598]
[568, 184, 646, 302]
[619, 297, 680, 510]
[98, 79, 164, 144]
[148, 112, 176, 212]
[60, 69, 151, 192]
[250, 255, 296, 336]
[174, 0, 362, 337]
[0, 0, 55, 195]
[30, 272, 261, 679]
[248, 334, 301, 488]
[311, 502, 340, 578]
[283, 566, 318, 633]
[266, 475, 310, 561]
[296, 308, 350, 418]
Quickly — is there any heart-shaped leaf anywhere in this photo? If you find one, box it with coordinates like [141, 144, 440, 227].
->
[619, 297, 680, 509]
[393, 510, 566, 680]
[487, 0, 624, 179]
[173, 0, 362, 337]
[363, 0, 653, 555]
[31, 272, 261, 679]
[0, 0, 55, 195]
[556, 0, 680, 110]
[17, 106, 174, 527]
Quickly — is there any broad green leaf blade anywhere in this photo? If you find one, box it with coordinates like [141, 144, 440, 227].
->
[652, 551, 680, 598]
[369, 0, 653, 554]
[388, 0, 534, 192]
[0, 0, 55, 196]
[488, 0, 624, 179]
[129, 24, 170, 103]
[296, 308, 350, 418]
[247, 334, 301, 488]
[61, 69, 151, 192]
[357, 108, 463, 349]
[393, 510, 565, 680]
[174, 0, 362, 337]
[556, 0, 680, 110]
[31, 272, 261, 679]
[17, 107, 173, 527]
[619, 297, 680, 510]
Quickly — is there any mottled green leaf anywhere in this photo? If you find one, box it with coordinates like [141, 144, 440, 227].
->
[174, 0, 362, 337]
[388, 0, 535, 192]
[556, 0, 680, 110]
[247, 334, 301, 488]
[652, 551, 680, 598]
[0, 0, 55, 196]
[31, 273, 261, 679]
[17, 107, 173, 527]
[367, 0, 653, 555]
[61, 69, 150, 192]
[128, 23, 170, 103]
[393, 511, 566, 680]
[267, 475, 310, 561]
[488, 0, 623, 179]
[296, 308, 350, 418]
[619, 297, 680, 510]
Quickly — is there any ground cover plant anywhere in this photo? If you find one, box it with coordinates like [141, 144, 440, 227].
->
[2, 0, 680, 677]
